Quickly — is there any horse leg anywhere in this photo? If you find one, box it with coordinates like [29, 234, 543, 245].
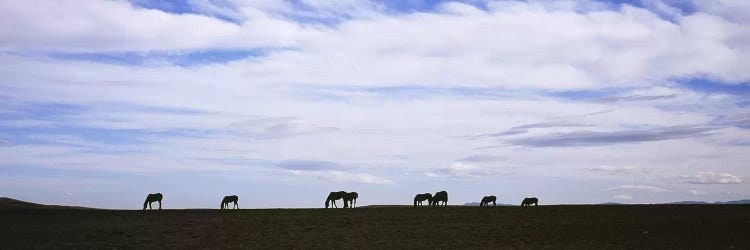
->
[493, 201, 496, 206]
[158, 200, 162, 210]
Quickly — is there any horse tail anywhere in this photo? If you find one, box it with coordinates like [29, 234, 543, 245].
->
[325, 199, 330, 208]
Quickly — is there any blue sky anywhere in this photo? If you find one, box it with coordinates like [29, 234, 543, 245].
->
[1, 0, 749, 209]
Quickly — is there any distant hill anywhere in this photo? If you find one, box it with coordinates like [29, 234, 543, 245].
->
[669, 199, 750, 205]
[0, 197, 95, 210]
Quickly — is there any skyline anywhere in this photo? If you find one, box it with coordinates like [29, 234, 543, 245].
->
[1, 0, 749, 209]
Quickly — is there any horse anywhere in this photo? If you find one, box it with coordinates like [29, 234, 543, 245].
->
[480, 196, 497, 207]
[430, 191, 448, 207]
[220, 195, 239, 209]
[413, 193, 433, 207]
[344, 192, 359, 208]
[325, 191, 348, 208]
[143, 193, 163, 210]
[521, 197, 538, 206]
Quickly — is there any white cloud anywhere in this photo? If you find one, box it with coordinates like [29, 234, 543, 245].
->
[291, 170, 394, 184]
[430, 162, 503, 178]
[0, 0, 251, 52]
[424, 172, 439, 177]
[614, 194, 633, 200]
[673, 172, 741, 184]
[2, 0, 749, 88]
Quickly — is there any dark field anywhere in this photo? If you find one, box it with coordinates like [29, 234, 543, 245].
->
[1, 205, 749, 249]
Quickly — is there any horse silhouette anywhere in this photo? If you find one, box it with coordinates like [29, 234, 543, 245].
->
[325, 191, 348, 208]
[430, 191, 448, 207]
[480, 195, 497, 207]
[413, 193, 433, 207]
[143, 193, 162, 210]
[220, 195, 239, 209]
[521, 197, 538, 206]
[344, 192, 358, 208]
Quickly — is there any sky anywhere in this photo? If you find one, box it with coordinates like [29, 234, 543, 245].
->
[0, 0, 749, 209]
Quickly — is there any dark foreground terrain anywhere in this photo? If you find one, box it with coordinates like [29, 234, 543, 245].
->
[1, 204, 749, 249]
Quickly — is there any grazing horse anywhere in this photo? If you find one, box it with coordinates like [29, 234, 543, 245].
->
[325, 191, 348, 208]
[220, 195, 239, 209]
[344, 192, 359, 208]
[143, 193, 163, 210]
[521, 197, 538, 206]
[413, 193, 433, 207]
[480, 196, 497, 207]
[430, 191, 448, 207]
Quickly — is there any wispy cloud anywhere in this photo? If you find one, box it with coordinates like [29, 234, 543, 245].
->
[595, 94, 678, 103]
[457, 154, 508, 162]
[606, 185, 671, 193]
[462, 121, 595, 138]
[290, 170, 394, 185]
[276, 159, 348, 171]
[427, 162, 504, 178]
[507, 125, 719, 147]
[227, 117, 339, 139]
[672, 172, 741, 184]
[714, 113, 750, 128]
[587, 165, 645, 175]
[278, 159, 392, 184]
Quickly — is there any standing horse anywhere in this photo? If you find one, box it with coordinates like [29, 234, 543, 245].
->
[430, 191, 448, 207]
[413, 193, 433, 207]
[480, 196, 497, 207]
[325, 191, 348, 208]
[344, 192, 359, 208]
[143, 193, 163, 210]
[220, 195, 239, 209]
[521, 197, 538, 206]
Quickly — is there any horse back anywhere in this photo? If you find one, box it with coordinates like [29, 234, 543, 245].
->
[148, 193, 163, 201]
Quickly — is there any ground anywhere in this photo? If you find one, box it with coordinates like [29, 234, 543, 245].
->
[1, 205, 748, 249]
